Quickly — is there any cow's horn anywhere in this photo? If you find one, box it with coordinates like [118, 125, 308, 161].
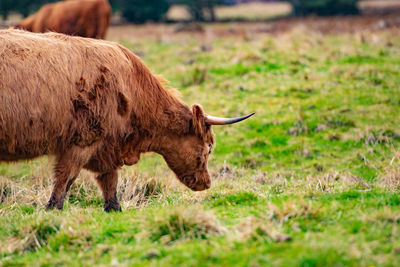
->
[205, 112, 255, 125]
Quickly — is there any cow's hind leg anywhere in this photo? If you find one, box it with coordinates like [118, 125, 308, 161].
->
[95, 170, 121, 212]
[46, 146, 94, 210]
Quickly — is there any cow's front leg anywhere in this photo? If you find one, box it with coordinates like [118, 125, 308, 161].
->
[96, 171, 121, 212]
[46, 146, 93, 210]
[95, 170, 121, 212]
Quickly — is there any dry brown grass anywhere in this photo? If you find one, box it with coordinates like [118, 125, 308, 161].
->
[0, 158, 179, 211]
[377, 150, 400, 191]
[267, 198, 317, 224]
[362, 207, 400, 224]
[146, 207, 226, 243]
[305, 171, 371, 192]
[1, 213, 92, 255]
[236, 216, 291, 243]
[1, 154, 397, 215]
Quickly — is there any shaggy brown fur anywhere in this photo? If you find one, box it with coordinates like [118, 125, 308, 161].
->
[0, 29, 215, 211]
[14, 0, 111, 39]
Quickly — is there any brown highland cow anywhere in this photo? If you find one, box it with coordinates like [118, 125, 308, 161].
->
[14, 0, 111, 39]
[0, 30, 253, 212]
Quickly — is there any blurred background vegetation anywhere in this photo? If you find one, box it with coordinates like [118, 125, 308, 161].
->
[0, 0, 363, 23]
[290, 0, 359, 16]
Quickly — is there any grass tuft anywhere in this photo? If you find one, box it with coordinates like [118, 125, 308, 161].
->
[3, 215, 61, 253]
[149, 208, 226, 243]
[237, 217, 292, 243]
[267, 198, 317, 224]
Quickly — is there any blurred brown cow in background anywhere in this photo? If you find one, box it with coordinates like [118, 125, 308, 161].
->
[14, 0, 111, 39]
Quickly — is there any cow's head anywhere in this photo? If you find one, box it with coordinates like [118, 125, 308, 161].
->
[161, 104, 254, 191]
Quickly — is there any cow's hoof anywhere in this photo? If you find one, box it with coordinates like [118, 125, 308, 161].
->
[46, 197, 64, 210]
[45, 203, 54, 210]
[46, 201, 63, 211]
[104, 202, 122, 212]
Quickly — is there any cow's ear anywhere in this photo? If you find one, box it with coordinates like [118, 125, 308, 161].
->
[192, 104, 206, 138]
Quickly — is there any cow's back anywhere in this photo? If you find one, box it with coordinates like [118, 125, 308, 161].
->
[0, 30, 131, 160]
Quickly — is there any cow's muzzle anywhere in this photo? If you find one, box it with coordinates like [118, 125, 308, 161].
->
[180, 175, 211, 191]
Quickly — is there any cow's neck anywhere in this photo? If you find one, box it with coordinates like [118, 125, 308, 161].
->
[124, 56, 193, 156]
[134, 98, 191, 134]
[132, 101, 192, 155]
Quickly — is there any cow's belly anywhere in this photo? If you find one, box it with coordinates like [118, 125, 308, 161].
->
[0, 139, 51, 161]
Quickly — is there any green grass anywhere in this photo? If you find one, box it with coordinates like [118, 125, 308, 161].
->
[1, 27, 400, 266]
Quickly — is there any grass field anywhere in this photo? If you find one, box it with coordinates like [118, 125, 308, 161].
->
[1, 22, 400, 266]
